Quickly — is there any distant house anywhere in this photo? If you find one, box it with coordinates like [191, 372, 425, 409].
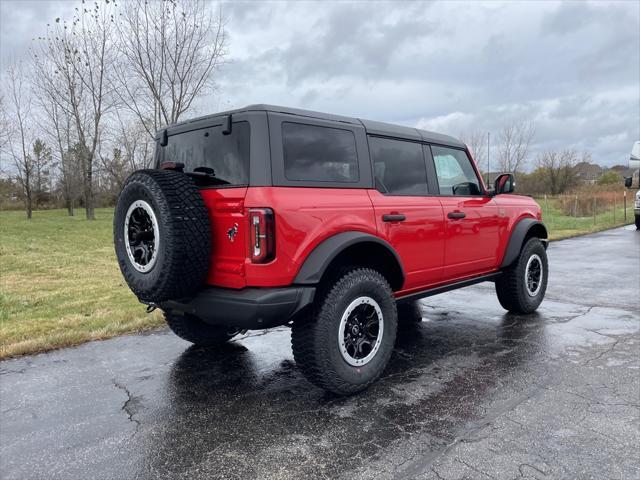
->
[573, 162, 603, 184]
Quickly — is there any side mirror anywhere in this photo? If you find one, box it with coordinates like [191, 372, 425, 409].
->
[624, 177, 632, 188]
[493, 173, 516, 195]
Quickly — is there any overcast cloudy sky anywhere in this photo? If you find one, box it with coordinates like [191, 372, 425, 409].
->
[1, 0, 638, 168]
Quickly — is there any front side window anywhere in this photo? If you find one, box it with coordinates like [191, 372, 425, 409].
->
[432, 146, 482, 196]
[369, 136, 428, 195]
[282, 122, 358, 183]
[164, 121, 250, 187]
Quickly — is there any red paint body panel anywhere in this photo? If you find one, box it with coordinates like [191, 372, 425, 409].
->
[199, 184, 542, 293]
[200, 187, 248, 289]
[367, 190, 445, 289]
[438, 196, 500, 279]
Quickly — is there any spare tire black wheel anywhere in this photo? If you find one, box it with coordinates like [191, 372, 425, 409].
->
[114, 169, 211, 304]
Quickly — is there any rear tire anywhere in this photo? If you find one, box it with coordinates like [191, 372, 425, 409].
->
[495, 237, 548, 314]
[291, 268, 397, 395]
[165, 311, 238, 347]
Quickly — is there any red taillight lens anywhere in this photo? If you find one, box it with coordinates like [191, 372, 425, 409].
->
[249, 208, 275, 263]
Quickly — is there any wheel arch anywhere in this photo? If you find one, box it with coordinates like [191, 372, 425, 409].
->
[293, 232, 405, 291]
[500, 218, 548, 268]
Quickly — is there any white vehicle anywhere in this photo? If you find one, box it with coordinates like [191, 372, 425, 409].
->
[625, 141, 640, 229]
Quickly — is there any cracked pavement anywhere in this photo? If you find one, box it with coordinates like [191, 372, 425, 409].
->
[1, 226, 639, 479]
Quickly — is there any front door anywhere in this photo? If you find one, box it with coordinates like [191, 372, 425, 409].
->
[430, 145, 500, 280]
[367, 136, 445, 290]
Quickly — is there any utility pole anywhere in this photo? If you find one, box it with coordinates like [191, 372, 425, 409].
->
[487, 131, 491, 185]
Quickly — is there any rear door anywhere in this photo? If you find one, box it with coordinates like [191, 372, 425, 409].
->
[429, 145, 500, 280]
[367, 136, 445, 290]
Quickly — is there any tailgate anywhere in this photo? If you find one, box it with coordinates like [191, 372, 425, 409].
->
[200, 187, 248, 289]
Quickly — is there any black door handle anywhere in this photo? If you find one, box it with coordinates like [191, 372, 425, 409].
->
[447, 211, 466, 219]
[382, 214, 406, 222]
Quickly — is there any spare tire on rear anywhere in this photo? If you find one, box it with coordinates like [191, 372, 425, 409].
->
[114, 169, 211, 304]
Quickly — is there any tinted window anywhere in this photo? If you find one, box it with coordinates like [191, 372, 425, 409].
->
[432, 146, 482, 196]
[164, 121, 250, 186]
[282, 122, 358, 182]
[369, 137, 428, 195]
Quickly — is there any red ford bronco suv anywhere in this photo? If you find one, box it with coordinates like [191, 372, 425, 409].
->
[114, 105, 548, 395]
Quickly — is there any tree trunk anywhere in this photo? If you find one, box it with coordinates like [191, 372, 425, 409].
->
[26, 193, 33, 219]
[66, 195, 74, 216]
[80, 146, 96, 220]
[84, 181, 95, 220]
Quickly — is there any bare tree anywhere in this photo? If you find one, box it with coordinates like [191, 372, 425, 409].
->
[116, 0, 227, 137]
[0, 95, 10, 158]
[31, 139, 53, 206]
[5, 63, 35, 219]
[100, 114, 153, 191]
[536, 149, 579, 195]
[33, 59, 81, 216]
[496, 119, 535, 174]
[33, 1, 118, 219]
[460, 130, 487, 173]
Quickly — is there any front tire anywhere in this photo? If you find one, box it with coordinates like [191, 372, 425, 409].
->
[165, 311, 238, 347]
[291, 268, 398, 395]
[635, 215, 640, 230]
[495, 237, 548, 314]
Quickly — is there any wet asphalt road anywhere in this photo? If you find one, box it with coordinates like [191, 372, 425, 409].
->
[1, 226, 639, 480]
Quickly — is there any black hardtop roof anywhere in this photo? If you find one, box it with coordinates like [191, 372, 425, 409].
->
[165, 104, 465, 148]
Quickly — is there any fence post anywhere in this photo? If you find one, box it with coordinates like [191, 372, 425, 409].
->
[613, 194, 616, 223]
[593, 196, 596, 224]
[624, 190, 627, 222]
[574, 195, 578, 217]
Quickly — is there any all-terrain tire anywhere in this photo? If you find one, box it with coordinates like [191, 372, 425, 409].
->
[165, 311, 237, 346]
[114, 169, 211, 304]
[291, 268, 398, 395]
[495, 237, 548, 314]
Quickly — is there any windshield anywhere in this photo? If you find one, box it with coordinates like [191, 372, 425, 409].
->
[162, 121, 250, 187]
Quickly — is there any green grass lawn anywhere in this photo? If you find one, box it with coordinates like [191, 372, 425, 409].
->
[0, 208, 163, 359]
[0, 202, 633, 359]
[536, 197, 633, 240]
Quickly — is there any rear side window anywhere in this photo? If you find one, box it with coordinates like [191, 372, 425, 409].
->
[164, 121, 250, 186]
[431, 146, 482, 196]
[369, 137, 428, 195]
[282, 122, 359, 183]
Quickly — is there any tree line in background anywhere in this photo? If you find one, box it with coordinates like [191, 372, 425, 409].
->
[0, 1, 630, 218]
[460, 119, 631, 197]
[0, 0, 226, 219]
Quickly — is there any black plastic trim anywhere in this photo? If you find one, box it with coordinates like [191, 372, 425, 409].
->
[293, 232, 405, 286]
[500, 218, 548, 268]
[396, 272, 502, 303]
[161, 286, 316, 329]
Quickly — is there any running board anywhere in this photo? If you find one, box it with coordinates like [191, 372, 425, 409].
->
[396, 272, 502, 303]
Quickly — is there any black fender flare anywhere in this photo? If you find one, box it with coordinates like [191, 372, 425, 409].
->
[293, 232, 405, 288]
[500, 218, 548, 268]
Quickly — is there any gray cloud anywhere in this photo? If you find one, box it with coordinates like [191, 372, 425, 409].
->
[1, 0, 638, 167]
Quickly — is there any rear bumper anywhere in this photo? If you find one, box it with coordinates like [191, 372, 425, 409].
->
[160, 286, 316, 329]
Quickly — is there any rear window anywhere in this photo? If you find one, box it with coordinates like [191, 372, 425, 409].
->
[163, 121, 250, 186]
[282, 122, 359, 183]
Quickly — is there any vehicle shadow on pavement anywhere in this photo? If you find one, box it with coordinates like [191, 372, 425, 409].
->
[136, 310, 546, 479]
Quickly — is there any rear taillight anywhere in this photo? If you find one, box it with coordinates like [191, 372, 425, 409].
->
[249, 208, 275, 263]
